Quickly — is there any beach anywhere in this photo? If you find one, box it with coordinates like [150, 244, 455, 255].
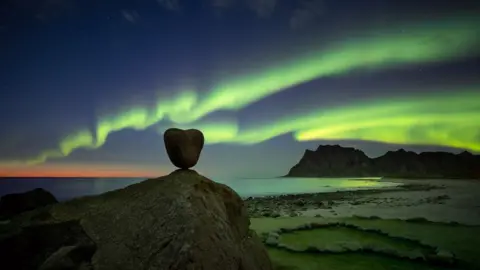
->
[246, 178, 480, 225]
[246, 178, 480, 269]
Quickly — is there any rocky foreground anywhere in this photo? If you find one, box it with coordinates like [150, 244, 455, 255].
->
[287, 145, 480, 179]
[0, 170, 272, 270]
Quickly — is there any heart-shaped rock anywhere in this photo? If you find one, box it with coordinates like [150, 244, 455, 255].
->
[163, 128, 205, 169]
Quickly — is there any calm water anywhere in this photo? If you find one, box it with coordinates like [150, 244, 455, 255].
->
[0, 177, 401, 201]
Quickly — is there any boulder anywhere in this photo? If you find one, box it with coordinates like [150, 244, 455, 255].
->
[0, 220, 96, 270]
[265, 232, 280, 246]
[163, 128, 204, 169]
[431, 249, 456, 265]
[2, 170, 273, 270]
[39, 244, 96, 270]
[0, 188, 58, 219]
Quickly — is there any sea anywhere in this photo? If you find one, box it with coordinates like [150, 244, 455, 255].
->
[0, 177, 402, 201]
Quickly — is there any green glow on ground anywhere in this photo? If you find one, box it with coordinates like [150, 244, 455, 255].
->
[22, 15, 480, 164]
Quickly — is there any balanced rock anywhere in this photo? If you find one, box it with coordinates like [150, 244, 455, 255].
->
[0, 188, 58, 219]
[164, 128, 205, 169]
[1, 170, 273, 270]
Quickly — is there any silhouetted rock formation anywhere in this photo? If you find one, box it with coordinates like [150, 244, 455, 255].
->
[0, 220, 96, 270]
[164, 128, 205, 169]
[0, 170, 273, 270]
[286, 145, 480, 179]
[40, 243, 96, 270]
[0, 188, 58, 219]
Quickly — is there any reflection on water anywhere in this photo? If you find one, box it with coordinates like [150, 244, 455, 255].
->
[0, 177, 401, 201]
[221, 177, 400, 198]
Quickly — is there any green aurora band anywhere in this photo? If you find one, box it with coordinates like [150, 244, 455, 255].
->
[20, 16, 480, 164]
[225, 90, 480, 151]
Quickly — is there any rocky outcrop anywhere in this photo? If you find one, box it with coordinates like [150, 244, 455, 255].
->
[0, 188, 58, 219]
[286, 145, 480, 179]
[0, 170, 272, 270]
[0, 220, 96, 270]
[288, 145, 374, 177]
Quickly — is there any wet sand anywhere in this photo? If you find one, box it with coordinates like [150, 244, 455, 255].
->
[245, 179, 480, 225]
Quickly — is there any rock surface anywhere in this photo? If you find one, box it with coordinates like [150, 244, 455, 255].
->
[164, 128, 205, 169]
[0, 220, 96, 270]
[39, 244, 96, 270]
[1, 170, 272, 270]
[0, 188, 58, 219]
[286, 145, 480, 179]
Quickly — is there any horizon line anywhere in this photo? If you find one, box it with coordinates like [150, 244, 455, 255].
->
[0, 175, 160, 179]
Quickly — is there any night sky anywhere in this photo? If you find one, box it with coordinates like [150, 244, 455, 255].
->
[0, 0, 479, 178]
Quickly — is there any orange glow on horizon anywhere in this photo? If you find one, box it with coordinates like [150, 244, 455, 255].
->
[0, 162, 168, 178]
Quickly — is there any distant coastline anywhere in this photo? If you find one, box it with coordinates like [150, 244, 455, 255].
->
[281, 175, 480, 180]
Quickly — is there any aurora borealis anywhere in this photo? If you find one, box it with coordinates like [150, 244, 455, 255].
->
[1, 0, 479, 178]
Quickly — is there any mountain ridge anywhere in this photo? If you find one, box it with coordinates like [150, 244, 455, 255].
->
[286, 145, 480, 179]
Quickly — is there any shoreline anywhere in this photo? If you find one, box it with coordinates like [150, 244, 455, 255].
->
[244, 178, 480, 225]
[281, 175, 480, 180]
[244, 183, 438, 218]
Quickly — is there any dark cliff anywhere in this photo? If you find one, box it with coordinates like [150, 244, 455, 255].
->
[286, 145, 480, 179]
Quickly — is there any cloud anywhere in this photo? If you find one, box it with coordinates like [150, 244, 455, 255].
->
[156, 0, 181, 11]
[290, 0, 325, 30]
[121, 10, 140, 24]
[247, 0, 277, 18]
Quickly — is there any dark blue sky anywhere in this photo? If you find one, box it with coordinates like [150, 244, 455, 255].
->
[0, 0, 479, 178]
